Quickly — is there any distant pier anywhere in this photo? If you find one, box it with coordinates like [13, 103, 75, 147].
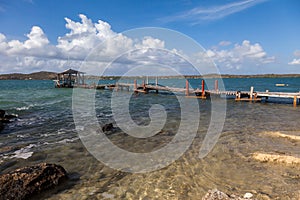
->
[54, 72, 300, 107]
[94, 78, 300, 107]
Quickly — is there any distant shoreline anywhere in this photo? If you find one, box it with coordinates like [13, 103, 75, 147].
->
[0, 71, 299, 80]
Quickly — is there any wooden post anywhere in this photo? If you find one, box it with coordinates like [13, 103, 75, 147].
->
[134, 79, 137, 91]
[215, 80, 218, 91]
[294, 96, 298, 107]
[116, 83, 119, 91]
[155, 76, 158, 93]
[201, 79, 205, 97]
[235, 91, 241, 100]
[186, 79, 189, 96]
[142, 80, 146, 91]
[250, 86, 254, 101]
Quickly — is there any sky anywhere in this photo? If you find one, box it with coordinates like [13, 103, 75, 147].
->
[0, 0, 299, 75]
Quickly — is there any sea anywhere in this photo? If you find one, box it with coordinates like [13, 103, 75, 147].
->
[0, 77, 300, 199]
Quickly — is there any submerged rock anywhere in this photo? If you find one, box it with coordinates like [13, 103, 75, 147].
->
[0, 109, 18, 132]
[0, 109, 5, 118]
[0, 122, 4, 132]
[102, 123, 114, 132]
[202, 189, 255, 200]
[0, 163, 67, 200]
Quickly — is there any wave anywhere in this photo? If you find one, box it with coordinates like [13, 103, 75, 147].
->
[14, 99, 65, 111]
[11, 144, 37, 159]
[16, 106, 32, 111]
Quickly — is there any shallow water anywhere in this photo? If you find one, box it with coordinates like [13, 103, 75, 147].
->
[0, 78, 300, 199]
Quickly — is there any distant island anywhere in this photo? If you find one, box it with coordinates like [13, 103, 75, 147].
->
[0, 71, 300, 80]
[0, 71, 57, 80]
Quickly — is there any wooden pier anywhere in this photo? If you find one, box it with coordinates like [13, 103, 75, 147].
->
[92, 78, 300, 107]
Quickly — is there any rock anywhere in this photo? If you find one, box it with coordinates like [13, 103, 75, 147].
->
[202, 189, 230, 200]
[244, 193, 253, 199]
[202, 189, 256, 200]
[102, 123, 113, 132]
[4, 114, 17, 120]
[0, 163, 67, 200]
[0, 110, 18, 132]
[0, 121, 4, 132]
[0, 109, 5, 118]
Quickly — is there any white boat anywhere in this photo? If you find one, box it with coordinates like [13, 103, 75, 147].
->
[275, 83, 288, 87]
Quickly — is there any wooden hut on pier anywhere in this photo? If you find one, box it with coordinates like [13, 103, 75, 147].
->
[54, 69, 85, 88]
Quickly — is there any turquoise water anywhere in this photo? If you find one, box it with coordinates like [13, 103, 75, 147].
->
[0, 78, 300, 199]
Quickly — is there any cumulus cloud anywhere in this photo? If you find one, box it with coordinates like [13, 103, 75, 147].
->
[0, 14, 275, 75]
[193, 40, 275, 72]
[288, 59, 300, 65]
[287, 50, 300, 65]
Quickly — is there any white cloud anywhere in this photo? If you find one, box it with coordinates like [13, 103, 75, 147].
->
[288, 59, 300, 65]
[193, 40, 275, 71]
[135, 36, 165, 49]
[0, 15, 129, 73]
[218, 41, 231, 46]
[161, 0, 267, 24]
[0, 14, 276, 75]
[24, 26, 49, 48]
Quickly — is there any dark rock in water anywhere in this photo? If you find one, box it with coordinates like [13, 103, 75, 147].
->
[0, 109, 5, 118]
[4, 114, 17, 120]
[0, 110, 17, 123]
[0, 122, 4, 132]
[0, 163, 67, 200]
[0, 110, 18, 132]
[102, 123, 113, 132]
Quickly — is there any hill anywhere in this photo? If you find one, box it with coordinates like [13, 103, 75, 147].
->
[0, 71, 57, 80]
[0, 71, 299, 80]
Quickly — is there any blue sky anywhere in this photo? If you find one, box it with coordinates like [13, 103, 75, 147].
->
[0, 0, 299, 74]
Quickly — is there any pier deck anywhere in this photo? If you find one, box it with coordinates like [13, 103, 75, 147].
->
[86, 79, 300, 107]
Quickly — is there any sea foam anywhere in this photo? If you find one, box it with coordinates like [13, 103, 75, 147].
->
[12, 144, 36, 159]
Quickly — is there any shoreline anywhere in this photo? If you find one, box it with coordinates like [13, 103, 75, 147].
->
[0, 71, 300, 80]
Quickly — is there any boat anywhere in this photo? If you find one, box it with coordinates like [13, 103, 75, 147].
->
[275, 83, 288, 87]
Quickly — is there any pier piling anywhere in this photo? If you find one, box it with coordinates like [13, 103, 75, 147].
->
[250, 86, 254, 101]
[134, 80, 137, 91]
[186, 80, 189, 96]
[294, 96, 298, 107]
[215, 80, 218, 91]
[201, 80, 205, 97]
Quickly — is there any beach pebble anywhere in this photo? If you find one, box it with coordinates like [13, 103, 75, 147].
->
[202, 189, 230, 199]
[244, 192, 253, 199]
[243, 193, 253, 199]
[203, 189, 255, 200]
